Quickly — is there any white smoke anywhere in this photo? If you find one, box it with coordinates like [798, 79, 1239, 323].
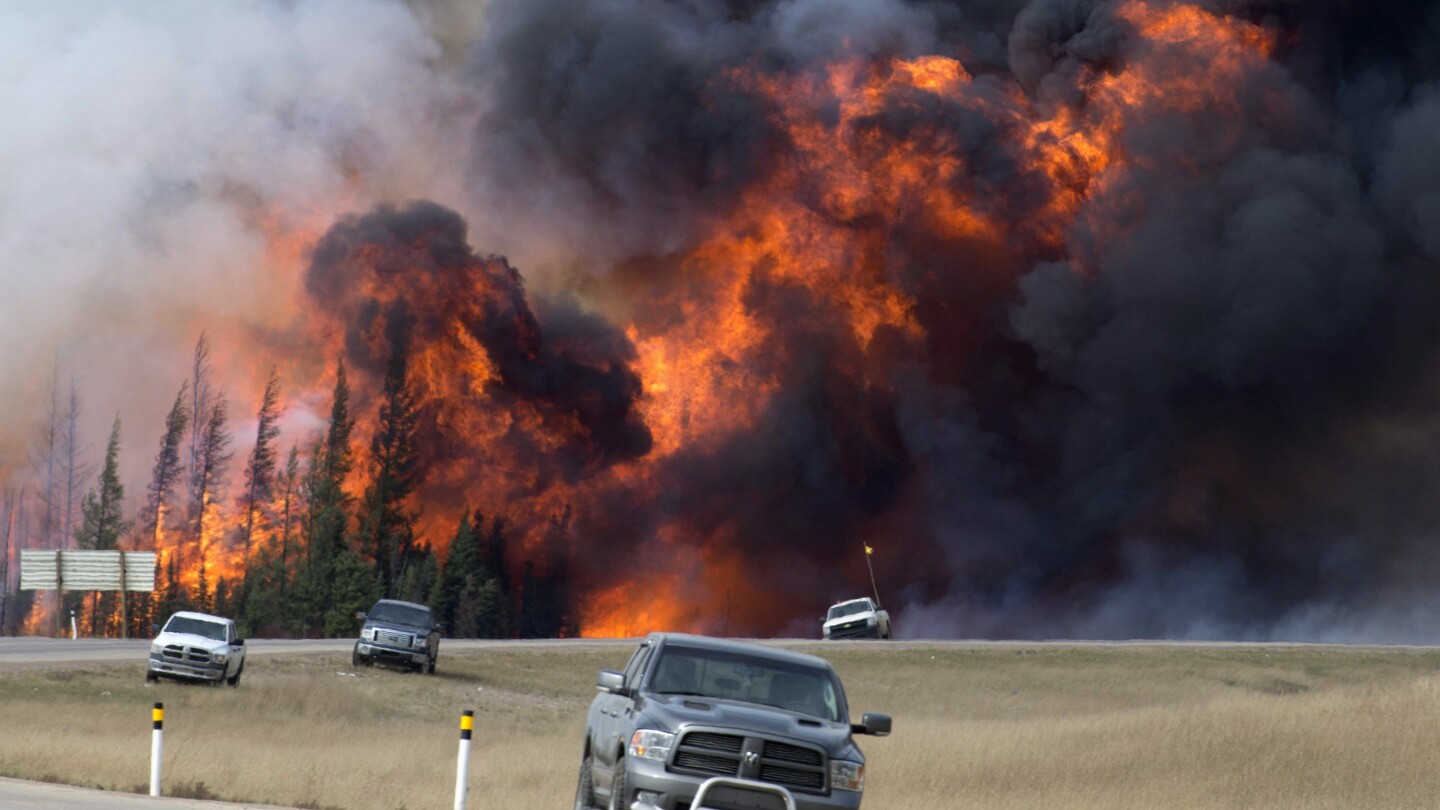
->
[0, 0, 475, 484]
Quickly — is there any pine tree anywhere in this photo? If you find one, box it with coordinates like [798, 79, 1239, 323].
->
[431, 511, 480, 634]
[190, 397, 232, 610]
[357, 343, 420, 598]
[484, 518, 513, 634]
[296, 360, 367, 636]
[58, 378, 95, 550]
[144, 383, 190, 551]
[394, 545, 436, 605]
[183, 334, 216, 539]
[239, 369, 282, 572]
[70, 418, 127, 635]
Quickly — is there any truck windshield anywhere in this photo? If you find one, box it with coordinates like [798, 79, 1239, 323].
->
[827, 600, 872, 620]
[369, 602, 431, 628]
[648, 645, 842, 723]
[163, 616, 227, 641]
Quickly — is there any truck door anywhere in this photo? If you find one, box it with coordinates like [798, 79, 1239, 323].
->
[599, 641, 652, 772]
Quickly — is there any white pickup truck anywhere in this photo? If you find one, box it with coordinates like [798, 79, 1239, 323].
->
[822, 597, 892, 640]
[146, 611, 247, 686]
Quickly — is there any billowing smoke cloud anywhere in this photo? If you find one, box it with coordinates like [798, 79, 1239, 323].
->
[464, 0, 1440, 640]
[306, 200, 651, 484]
[0, 0, 471, 485]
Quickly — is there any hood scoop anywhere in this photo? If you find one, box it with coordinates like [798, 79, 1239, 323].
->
[683, 700, 713, 710]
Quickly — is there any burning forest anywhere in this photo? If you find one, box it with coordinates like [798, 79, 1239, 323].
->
[3, 0, 1440, 641]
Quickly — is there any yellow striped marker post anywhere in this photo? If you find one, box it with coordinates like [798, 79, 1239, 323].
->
[150, 703, 164, 797]
[454, 710, 474, 810]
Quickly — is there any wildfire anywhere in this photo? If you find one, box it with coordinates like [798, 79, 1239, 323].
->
[14, 0, 1289, 639]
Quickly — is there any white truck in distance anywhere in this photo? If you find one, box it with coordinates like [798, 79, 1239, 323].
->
[146, 611, 247, 686]
[822, 598, 891, 640]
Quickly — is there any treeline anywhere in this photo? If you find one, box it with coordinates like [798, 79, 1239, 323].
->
[0, 336, 574, 639]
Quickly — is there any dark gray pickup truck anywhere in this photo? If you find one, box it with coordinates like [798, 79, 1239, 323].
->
[352, 599, 440, 674]
[576, 633, 890, 810]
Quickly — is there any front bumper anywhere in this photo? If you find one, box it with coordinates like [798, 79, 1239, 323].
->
[148, 653, 226, 682]
[623, 755, 863, 810]
[822, 621, 880, 640]
[356, 641, 428, 667]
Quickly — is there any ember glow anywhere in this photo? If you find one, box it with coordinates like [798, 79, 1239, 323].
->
[5, 0, 1440, 641]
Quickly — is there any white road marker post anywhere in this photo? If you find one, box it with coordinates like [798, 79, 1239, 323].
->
[454, 710, 474, 810]
[150, 702, 164, 797]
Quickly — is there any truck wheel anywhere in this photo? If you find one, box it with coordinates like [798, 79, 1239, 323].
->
[608, 764, 627, 810]
[226, 664, 244, 687]
[145, 670, 158, 684]
[573, 754, 597, 810]
[352, 644, 367, 668]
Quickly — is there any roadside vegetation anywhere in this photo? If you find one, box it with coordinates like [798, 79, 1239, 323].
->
[3, 642, 1440, 808]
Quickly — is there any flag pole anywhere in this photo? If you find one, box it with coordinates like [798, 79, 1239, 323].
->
[864, 544, 880, 606]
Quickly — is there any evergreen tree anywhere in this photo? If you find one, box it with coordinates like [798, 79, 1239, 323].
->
[74, 418, 129, 636]
[484, 518, 513, 636]
[239, 368, 282, 571]
[143, 383, 190, 551]
[431, 511, 480, 633]
[190, 397, 232, 611]
[357, 342, 420, 598]
[295, 360, 367, 636]
[75, 417, 128, 551]
[57, 377, 94, 551]
[183, 334, 217, 537]
[394, 545, 437, 605]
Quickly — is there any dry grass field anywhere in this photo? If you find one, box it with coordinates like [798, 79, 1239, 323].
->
[3, 642, 1440, 808]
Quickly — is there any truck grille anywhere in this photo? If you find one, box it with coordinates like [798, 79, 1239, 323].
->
[374, 628, 414, 647]
[826, 620, 872, 639]
[161, 645, 211, 664]
[671, 731, 827, 794]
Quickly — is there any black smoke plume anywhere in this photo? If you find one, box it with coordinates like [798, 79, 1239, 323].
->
[462, 0, 1440, 640]
[307, 200, 652, 486]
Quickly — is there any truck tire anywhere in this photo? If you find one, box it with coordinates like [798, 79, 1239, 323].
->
[608, 763, 627, 810]
[226, 664, 244, 687]
[574, 754, 597, 810]
[352, 643, 367, 668]
[145, 670, 158, 684]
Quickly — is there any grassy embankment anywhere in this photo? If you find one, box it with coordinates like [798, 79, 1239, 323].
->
[3, 642, 1440, 808]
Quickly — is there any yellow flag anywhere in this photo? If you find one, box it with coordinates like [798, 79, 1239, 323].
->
[864, 544, 873, 556]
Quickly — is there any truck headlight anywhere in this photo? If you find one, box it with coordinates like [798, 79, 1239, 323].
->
[628, 730, 675, 762]
[865, 615, 878, 625]
[150, 643, 162, 655]
[830, 760, 864, 792]
[361, 627, 375, 641]
[213, 652, 228, 664]
[414, 636, 427, 649]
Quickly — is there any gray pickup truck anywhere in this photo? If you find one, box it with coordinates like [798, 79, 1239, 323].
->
[352, 599, 440, 674]
[576, 633, 890, 810]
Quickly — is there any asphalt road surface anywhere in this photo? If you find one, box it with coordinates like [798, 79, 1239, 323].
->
[0, 777, 292, 810]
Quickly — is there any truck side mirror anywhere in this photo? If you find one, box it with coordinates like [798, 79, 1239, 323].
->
[235, 638, 245, 646]
[851, 712, 891, 736]
[355, 611, 367, 622]
[597, 669, 631, 697]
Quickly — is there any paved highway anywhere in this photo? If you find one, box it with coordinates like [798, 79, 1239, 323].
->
[0, 777, 291, 810]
